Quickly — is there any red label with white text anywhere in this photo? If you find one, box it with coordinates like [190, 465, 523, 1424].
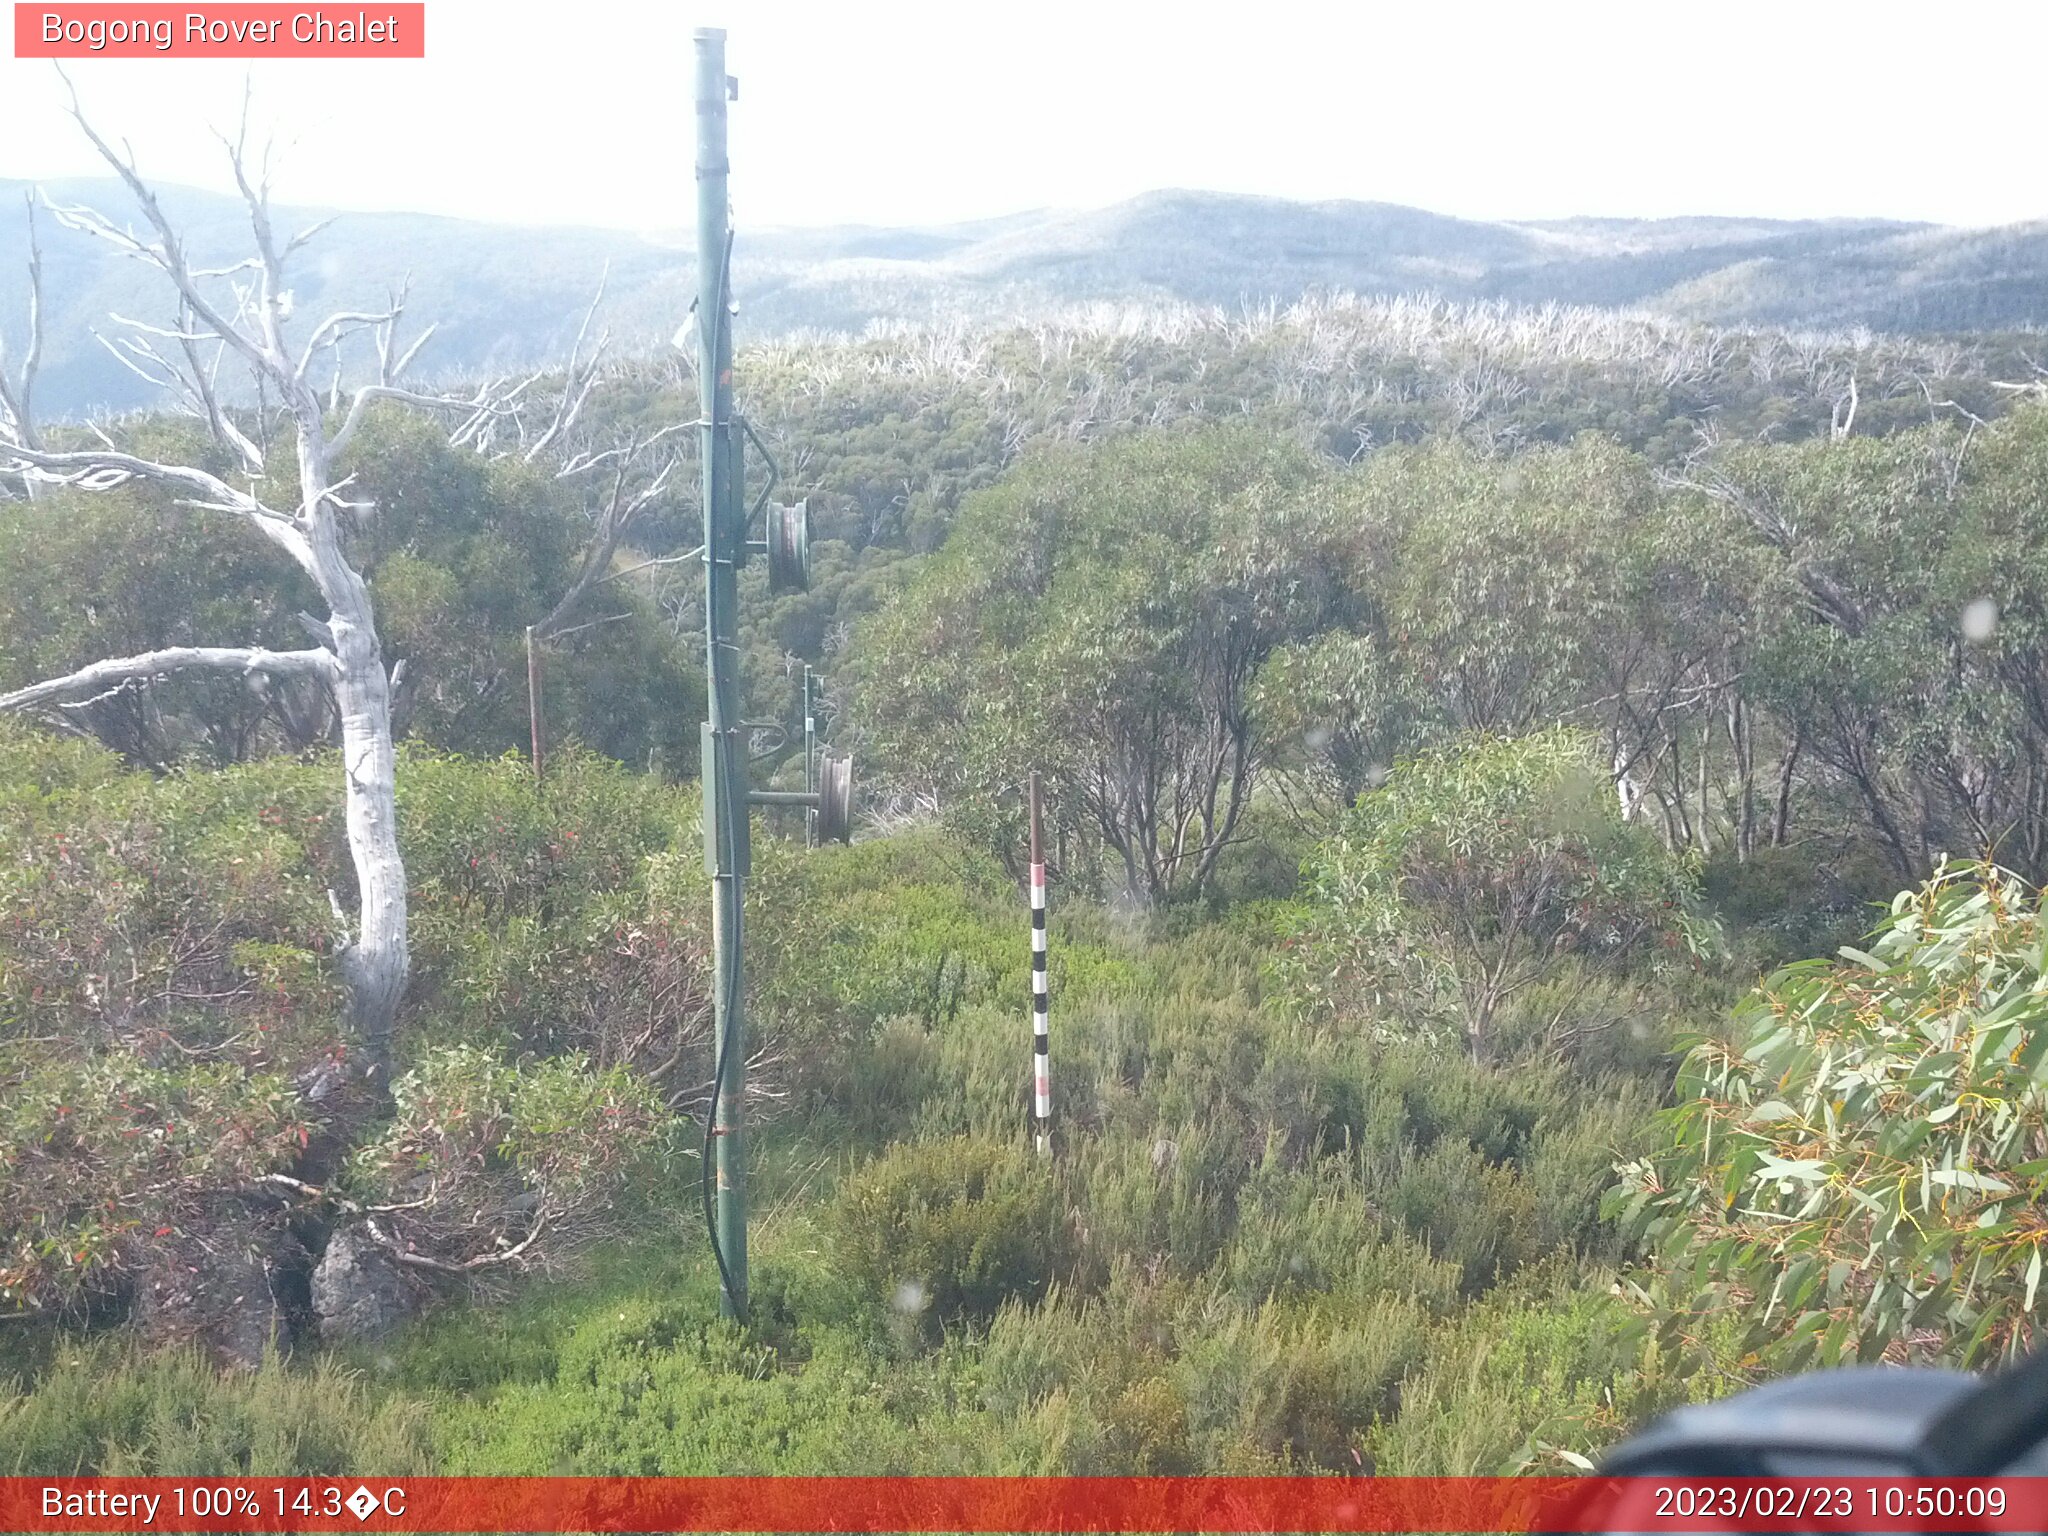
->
[14, 4, 424, 57]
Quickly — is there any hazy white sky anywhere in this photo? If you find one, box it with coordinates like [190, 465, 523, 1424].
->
[1, 0, 2041, 232]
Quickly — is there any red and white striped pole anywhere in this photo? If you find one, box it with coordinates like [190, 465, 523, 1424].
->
[1028, 771, 1050, 1155]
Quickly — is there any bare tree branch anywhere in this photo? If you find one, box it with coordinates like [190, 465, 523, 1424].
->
[0, 645, 338, 714]
[535, 426, 687, 640]
[328, 378, 519, 463]
[0, 439, 308, 558]
[521, 267, 609, 463]
[297, 305, 401, 382]
[45, 73, 275, 383]
[364, 1211, 553, 1274]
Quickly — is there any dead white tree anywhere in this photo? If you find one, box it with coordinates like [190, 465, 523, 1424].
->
[0, 194, 44, 476]
[512, 416, 690, 776]
[0, 87, 516, 1079]
[538, 421, 691, 637]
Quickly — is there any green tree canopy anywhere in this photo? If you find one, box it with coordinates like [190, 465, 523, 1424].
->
[853, 424, 1355, 900]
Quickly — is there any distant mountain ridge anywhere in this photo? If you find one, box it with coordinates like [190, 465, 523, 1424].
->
[2, 181, 2042, 417]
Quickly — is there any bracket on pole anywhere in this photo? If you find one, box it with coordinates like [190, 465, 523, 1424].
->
[746, 751, 852, 844]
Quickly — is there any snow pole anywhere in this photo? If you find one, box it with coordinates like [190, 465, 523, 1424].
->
[1029, 772, 1050, 1154]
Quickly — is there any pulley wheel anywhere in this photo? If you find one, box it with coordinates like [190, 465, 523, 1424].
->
[767, 498, 811, 595]
[815, 752, 853, 844]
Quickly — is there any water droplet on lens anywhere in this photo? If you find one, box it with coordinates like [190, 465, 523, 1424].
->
[892, 1279, 928, 1314]
[1962, 597, 1999, 643]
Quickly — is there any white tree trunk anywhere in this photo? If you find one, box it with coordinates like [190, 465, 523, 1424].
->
[292, 353, 409, 1073]
[317, 530, 407, 1073]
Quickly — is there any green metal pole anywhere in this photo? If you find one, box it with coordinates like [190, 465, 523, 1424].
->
[695, 25, 747, 1320]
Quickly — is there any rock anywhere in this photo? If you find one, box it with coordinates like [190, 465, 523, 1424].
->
[310, 1225, 413, 1343]
[131, 1214, 296, 1371]
[294, 1057, 346, 1105]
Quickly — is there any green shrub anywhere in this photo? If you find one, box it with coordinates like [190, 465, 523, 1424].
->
[1223, 1160, 1461, 1315]
[827, 1136, 1064, 1329]
[1699, 836, 1900, 973]
[1487, 964, 1682, 1076]
[0, 1345, 433, 1475]
[1064, 1121, 1244, 1285]
[1362, 1271, 1662, 1474]
[398, 745, 676, 928]
[1, 1058, 305, 1315]
[1352, 1046, 1551, 1167]
[1278, 725, 1701, 1062]
[0, 730, 719, 1335]
[977, 1270, 1208, 1472]
[748, 829, 1029, 1053]
[1520, 1093, 1657, 1262]
[0, 717, 128, 797]
[1384, 1141, 1539, 1294]
[827, 1017, 943, 1144]
[1177, 1297, 1429, 1471]
[0, 734, 341, 1068]
[394, 752, 712, 1083]
[345, 1046, 675, 1278]
[432, 1301, 1043, 1475]
[979, 1265, 1430, 1473]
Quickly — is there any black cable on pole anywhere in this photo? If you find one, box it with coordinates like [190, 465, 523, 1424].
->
[698, 226, 747, 1324]
[701, 837, 745, 1322]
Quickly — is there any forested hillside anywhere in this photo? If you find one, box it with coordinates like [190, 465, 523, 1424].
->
[9, 167, 2048, 1478]
[5, 177, 2046, 416]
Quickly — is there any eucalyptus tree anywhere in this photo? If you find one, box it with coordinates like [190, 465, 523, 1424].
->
[1254, 435, 1755, 850]
[854, 425, 1353, 901]
[1616, 860, 2048, 1372]
[1680, 409, 2048, 882]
